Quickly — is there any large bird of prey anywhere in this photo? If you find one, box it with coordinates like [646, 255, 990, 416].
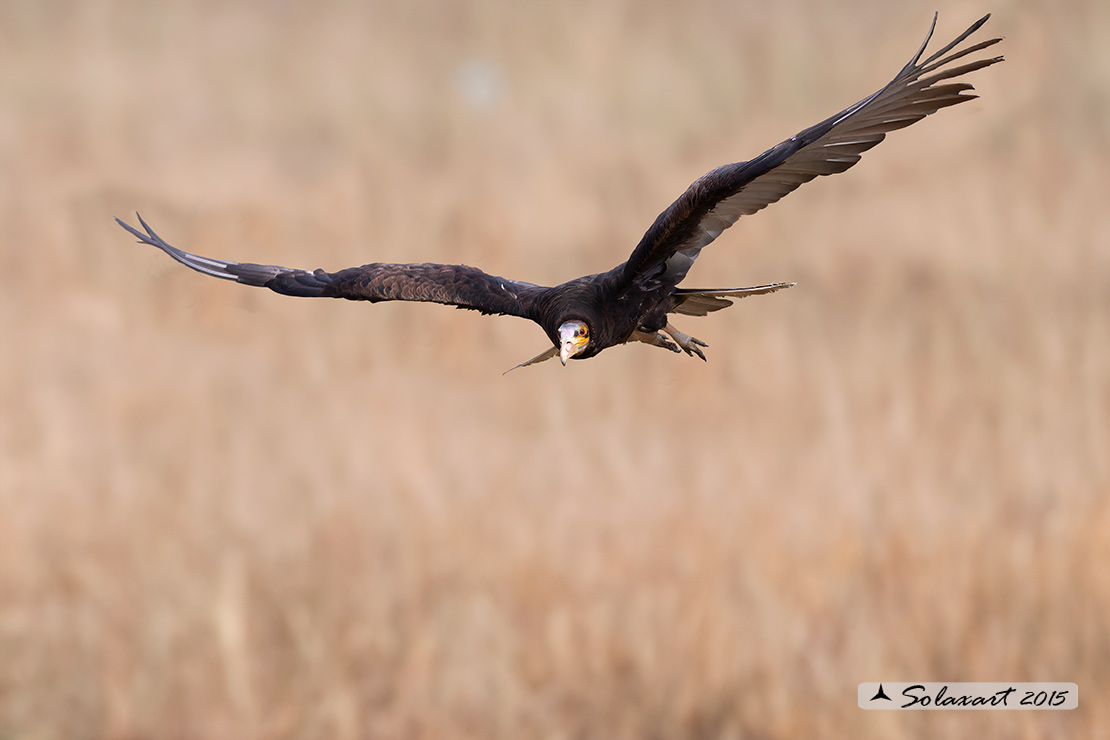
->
[119, 14, 1002, 371]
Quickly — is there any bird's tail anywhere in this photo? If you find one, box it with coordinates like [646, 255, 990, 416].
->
[671, 282, 794, 316]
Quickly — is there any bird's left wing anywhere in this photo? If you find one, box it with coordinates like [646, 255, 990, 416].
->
[117, 214, 542, 318]
[619, 14, 1002, 290]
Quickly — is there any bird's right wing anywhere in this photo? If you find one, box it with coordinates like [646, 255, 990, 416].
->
[117, 214, 543, 318]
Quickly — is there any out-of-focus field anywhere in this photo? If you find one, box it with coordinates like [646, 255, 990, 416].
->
[1, 0, 1107, 737]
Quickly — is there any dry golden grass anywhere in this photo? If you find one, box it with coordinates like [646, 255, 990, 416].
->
[1, 0, 1108, 738]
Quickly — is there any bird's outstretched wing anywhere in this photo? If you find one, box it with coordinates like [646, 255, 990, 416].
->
[620, 14, 1003, 290]
[117, 214, 543, 318]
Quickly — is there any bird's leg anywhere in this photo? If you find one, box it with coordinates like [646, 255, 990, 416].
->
[629, 329, 681, 353]
[662, 322, 708, 361]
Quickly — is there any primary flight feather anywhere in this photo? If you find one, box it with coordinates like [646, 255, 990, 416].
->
[118, 14, 1002, 370]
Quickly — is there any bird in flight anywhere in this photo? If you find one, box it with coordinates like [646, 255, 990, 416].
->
[118, 14, 1002, 372]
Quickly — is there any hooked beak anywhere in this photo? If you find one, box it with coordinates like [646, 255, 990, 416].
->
[558, 321, 589, 365]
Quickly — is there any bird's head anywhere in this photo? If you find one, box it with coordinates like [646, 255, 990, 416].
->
[558, 320, 590, 365]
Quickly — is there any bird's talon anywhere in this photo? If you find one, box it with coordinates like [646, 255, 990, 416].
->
[663, 323, 710, 360]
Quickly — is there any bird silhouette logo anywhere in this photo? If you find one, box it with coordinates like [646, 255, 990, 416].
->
[871, 684, 893, 702]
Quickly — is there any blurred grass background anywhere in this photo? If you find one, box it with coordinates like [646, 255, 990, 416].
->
[1, 0, 1107, 738]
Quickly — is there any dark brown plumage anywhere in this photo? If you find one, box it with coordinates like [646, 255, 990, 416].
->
[117, 14, 1002, 370]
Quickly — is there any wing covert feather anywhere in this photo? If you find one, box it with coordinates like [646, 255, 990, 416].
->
[323, 262, 542, 317]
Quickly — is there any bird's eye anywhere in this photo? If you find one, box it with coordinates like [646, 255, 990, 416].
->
[578, 327, 587, 338]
